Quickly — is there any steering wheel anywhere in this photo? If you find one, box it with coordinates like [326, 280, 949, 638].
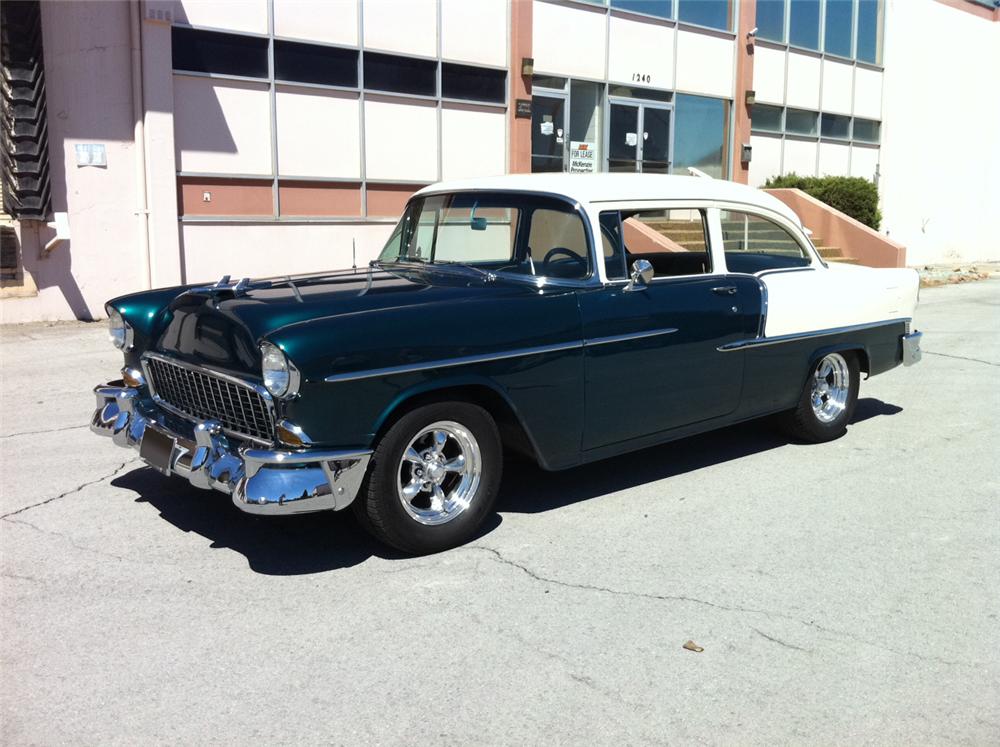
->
[542, 246, 586, 271]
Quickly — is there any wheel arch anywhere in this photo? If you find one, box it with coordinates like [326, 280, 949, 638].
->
[807, 343, 870, 381]
[369, 377, 548, 469]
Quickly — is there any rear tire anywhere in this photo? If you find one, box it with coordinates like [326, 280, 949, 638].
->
[779, 351, 860, 443]
[354, 401, 502, 555]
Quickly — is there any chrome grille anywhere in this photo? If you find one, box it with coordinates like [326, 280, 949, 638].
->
[144, 356, 274, 443]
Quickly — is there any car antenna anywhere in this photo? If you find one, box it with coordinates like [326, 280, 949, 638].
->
[352, 237, 357, 272]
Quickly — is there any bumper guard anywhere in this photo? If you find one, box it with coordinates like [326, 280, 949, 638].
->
[91, 381, 371, 515]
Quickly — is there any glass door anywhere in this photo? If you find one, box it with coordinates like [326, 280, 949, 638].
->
[640, 104, 672, 173]
[531, 95, 567, 172]
[606, 99, 673, 173]
[608, 102, 639, 172]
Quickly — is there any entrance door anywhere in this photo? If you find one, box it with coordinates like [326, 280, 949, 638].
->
[606, 101, 673, 173]
[531, 95, 567, 172]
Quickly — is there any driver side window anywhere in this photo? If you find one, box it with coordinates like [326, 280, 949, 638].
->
[526, 208, 590, 280]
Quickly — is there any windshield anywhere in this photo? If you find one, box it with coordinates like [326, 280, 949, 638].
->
[377, 191, 592, 281]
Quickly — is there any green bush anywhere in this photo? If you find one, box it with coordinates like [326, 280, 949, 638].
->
[763, 173, 882, 230]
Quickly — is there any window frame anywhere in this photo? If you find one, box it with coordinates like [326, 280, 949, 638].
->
[712, 204, 822, 275]
[383, 190, 600, 287]
[597, 206, 715, 282]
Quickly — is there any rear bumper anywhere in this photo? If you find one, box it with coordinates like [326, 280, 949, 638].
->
[91, 381, 371, 515]
[902, 331, 923, 366]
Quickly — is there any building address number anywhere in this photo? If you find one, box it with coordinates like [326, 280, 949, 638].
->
[632, 73, 651, 83]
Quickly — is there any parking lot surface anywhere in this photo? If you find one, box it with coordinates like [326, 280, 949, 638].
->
[2, 280, 998, 745]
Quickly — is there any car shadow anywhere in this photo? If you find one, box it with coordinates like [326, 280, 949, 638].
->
[110, 398, 900, 575]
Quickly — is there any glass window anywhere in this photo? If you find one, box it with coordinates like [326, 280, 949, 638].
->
[856, 0, 882, 64]
[751, 104, 783, 133]
[720, 211, 811, 272]
[379, 193, 591, 281]
[569, 81, 603, 172]
[172, 27, 269, 78]
[824, 0, 854, 58]
[441, 63, 506, 103]
[789, 0, 821, 50]
[527, 209, 591, 279]
[599, 212, 628, 280]
[532, 75, 567, 91]
[363, 52, 437, 96]
[616, 209, 711, 277]
[610, 0, 672, 19]
[785, 108, 818, 136]
[531, 96, 565, 173]
[756, 0, 786, 42]
[678, 0, 731, 30]
[673, 94, 728, 178]
[821, 113, 850, 139]
[853, 118, 880, 143]
[607, 85, 672, 103]
[274, 41, 358, 87]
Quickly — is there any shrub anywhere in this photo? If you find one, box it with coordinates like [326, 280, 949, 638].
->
[764, 173, 882, 230]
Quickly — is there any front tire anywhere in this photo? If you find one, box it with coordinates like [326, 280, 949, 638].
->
[779, 351, 860, 443]
[355, 401, 502, 555]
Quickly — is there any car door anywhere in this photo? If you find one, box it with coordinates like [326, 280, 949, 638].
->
[578, 206, 756, 450]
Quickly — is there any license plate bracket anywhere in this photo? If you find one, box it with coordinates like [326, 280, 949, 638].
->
[140, 426, 175, 474]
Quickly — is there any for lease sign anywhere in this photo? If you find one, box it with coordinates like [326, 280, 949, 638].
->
[569, 141, 596, 173]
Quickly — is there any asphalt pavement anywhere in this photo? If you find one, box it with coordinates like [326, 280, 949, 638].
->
[2, 279, 998, 745]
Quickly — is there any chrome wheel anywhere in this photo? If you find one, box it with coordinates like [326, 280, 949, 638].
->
[397, 421, 482, 526]
[811, 353, 850, 423]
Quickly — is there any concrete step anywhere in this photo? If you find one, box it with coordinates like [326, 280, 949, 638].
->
[829, 257, 861, 265]
[818, 246, 844, 258]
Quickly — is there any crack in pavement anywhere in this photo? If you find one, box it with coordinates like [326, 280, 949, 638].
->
[753, 627, 813, 653]
[0, 458, 141, 520]
[923, 351, 1000, 368]
[1, 423, 88, 439]
[2, 516, 131, 563]
[463, 545, 975, 669]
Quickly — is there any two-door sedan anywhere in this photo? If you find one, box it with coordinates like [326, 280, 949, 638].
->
[92, 174, 923, 553]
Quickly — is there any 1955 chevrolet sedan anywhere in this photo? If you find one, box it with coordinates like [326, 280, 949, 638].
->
[92, 174, 923, 554]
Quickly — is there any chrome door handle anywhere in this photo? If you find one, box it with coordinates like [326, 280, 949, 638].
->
[711, 286, 737, 295]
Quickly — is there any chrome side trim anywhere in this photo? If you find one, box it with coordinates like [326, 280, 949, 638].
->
[323, 327, 684, 383]
[584, 327, 678, 347]
[323, 341, 584, 383]
[717, 318, 912, 352]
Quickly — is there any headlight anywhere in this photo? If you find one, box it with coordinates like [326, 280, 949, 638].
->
[108, 308, 132, 350]
[261, 342, 298, 398]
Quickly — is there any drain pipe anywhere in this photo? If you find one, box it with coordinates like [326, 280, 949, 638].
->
[129, 0, 152, 290]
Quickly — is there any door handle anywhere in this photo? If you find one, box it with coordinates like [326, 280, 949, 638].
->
[711, 286, 738, 295]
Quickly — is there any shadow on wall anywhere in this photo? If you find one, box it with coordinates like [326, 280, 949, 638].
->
[15, 0, 242, 319]
[110, 398, 901, 576]
[14, 220, 93, 319]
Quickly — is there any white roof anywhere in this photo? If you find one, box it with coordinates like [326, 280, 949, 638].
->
[415, 173, 802, 226]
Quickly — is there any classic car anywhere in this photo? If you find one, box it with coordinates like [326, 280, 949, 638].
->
[91, 174, 923, 554]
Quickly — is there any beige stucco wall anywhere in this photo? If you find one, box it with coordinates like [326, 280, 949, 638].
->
[879, 0, 1000, 265]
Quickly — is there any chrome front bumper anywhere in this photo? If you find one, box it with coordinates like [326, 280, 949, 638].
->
[902, 330, 923, 366]
[91, 381, 371, 515]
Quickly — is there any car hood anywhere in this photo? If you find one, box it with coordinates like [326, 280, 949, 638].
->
[150, 268, 543, 375]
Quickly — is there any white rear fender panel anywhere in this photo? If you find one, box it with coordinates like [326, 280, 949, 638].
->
[761, 266, 919, 338]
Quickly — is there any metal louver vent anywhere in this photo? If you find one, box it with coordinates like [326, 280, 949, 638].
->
[1, 0, 51, 221]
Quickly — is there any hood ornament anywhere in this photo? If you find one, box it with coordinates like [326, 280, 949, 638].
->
[187, 275, 252, 296]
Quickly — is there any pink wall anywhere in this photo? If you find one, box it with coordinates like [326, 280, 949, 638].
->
[1, 1, 140, 323]
[765, 188, 907, 268]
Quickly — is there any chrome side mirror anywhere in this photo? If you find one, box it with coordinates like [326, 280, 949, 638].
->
[624, 258, 654, 292]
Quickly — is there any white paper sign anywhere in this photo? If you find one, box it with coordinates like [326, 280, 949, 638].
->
[74, 143, 107, 167]
[569, 141, 597, 173]
[625, 132, 638, 147]
[540, 121, 554, 136]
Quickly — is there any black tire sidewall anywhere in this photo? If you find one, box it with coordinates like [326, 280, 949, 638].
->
[788, 351, 861, 442]
[362, 401, 502, 555]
